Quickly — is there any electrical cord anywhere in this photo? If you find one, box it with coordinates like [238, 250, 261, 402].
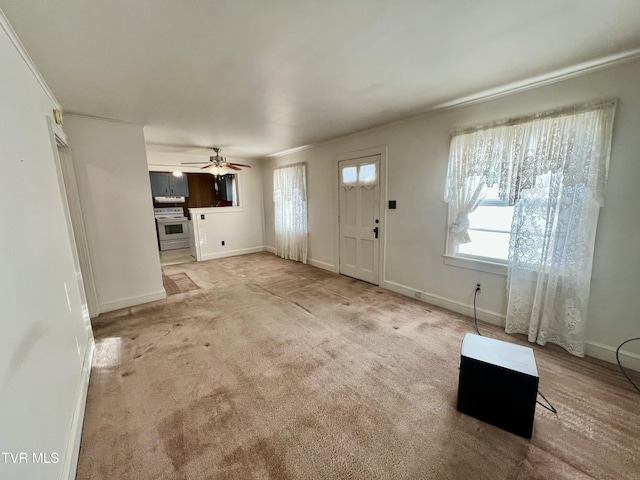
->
[536, 391, 558, 414]
[472, 285, 558, 415]
[616, 337, 640, 394]
[473, 287, 481, 336]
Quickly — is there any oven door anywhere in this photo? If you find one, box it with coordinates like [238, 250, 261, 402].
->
[157, 218, 189, 242]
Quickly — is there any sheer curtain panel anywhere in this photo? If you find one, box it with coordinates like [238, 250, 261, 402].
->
[504, 104, 616, 356]
[273, 163, 308, 263]
[444, 127, 510, 244]
[445, 100, 616, 356]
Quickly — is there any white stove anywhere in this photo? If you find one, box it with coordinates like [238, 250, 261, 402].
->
[154, 207, 190, 251]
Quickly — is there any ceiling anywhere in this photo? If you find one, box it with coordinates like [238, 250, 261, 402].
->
[2, 1, 640, 158]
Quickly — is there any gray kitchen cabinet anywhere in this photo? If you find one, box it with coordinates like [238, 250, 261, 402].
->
[150, 173, 170, 196]
[169, 174, 189, 196]
[149, 173, 189, 197]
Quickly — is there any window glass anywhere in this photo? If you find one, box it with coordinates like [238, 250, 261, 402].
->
[358, 163, 377, 183]
[457, 230, 510, 260]
[467, 205, 514, 232]
[342, 166, 357, 184]
[453, 187, 514, 262]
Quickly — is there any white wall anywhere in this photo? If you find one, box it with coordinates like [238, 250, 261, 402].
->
[262, 57, 640, 368]
[0, 13, 93, 480]
[65, 115, 165, 313]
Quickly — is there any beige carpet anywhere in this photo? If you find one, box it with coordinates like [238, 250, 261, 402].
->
[77, 252, 640, 480]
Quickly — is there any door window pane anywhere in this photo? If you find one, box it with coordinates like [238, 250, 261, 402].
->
[342, 167, 357, 184]
[358, 163, 377, 184]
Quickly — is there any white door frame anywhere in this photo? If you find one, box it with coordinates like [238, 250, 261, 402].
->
[334, 145, 387, 286]
[48, 119, 100, 318]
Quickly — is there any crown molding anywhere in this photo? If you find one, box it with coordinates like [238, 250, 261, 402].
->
[267, 144, 314, 158]
[64, 112, 141, 127]
[431, 48, 640, 111]
[0, 8, 60, 109]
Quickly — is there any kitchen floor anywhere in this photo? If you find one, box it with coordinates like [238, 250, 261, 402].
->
[159, 247, 196, 266]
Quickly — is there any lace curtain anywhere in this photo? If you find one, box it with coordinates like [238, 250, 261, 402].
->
[505, 106, 616, 356]
[274, 163, 308, 263]
[444, 127, 510, 243]
[445, 100, 616, 356]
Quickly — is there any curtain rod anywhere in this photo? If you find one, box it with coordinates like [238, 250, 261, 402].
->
[450, 97, 617, 137]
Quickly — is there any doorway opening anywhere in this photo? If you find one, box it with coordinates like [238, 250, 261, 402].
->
[151, 171, 240, 266]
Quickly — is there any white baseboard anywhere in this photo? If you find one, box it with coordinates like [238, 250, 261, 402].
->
[99, 290, 166, 313]
[62, 336, 95, 480]
[383, 279, 640, 372]
[383, 280, 507, 327]
[200, 246, 266, 261]
[586, 340, 640, 372]
[261, 246, 336, 272]
[308, 257, 337, 272]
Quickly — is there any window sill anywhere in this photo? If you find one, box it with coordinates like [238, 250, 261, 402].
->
[443, 254, 508, 276]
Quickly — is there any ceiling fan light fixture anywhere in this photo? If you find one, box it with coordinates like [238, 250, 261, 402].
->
[180, 146, 251, 173]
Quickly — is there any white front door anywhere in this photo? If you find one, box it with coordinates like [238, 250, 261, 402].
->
[338, 155, 380, 285]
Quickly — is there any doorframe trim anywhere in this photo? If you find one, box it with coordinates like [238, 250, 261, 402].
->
[334, 145, 388, 286]
[48, 119, 100, 318]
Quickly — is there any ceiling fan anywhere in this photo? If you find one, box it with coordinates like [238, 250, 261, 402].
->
[181, 147, 251, 176]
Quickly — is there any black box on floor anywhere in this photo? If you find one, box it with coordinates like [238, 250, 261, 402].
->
[457, 333, 539, 439]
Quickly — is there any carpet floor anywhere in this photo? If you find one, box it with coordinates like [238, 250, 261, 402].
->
[76, 252, 640, 480]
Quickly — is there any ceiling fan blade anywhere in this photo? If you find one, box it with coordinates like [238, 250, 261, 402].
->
[200, 164, 213, 170]
[181, 161, 211, 165]
[226, 165, 241, 171]
[228, 163, 252, 168]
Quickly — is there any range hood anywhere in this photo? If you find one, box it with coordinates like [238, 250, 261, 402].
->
[154, 196, 186, 203]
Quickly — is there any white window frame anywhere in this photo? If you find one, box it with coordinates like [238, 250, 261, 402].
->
[444, 193, 510, 276]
